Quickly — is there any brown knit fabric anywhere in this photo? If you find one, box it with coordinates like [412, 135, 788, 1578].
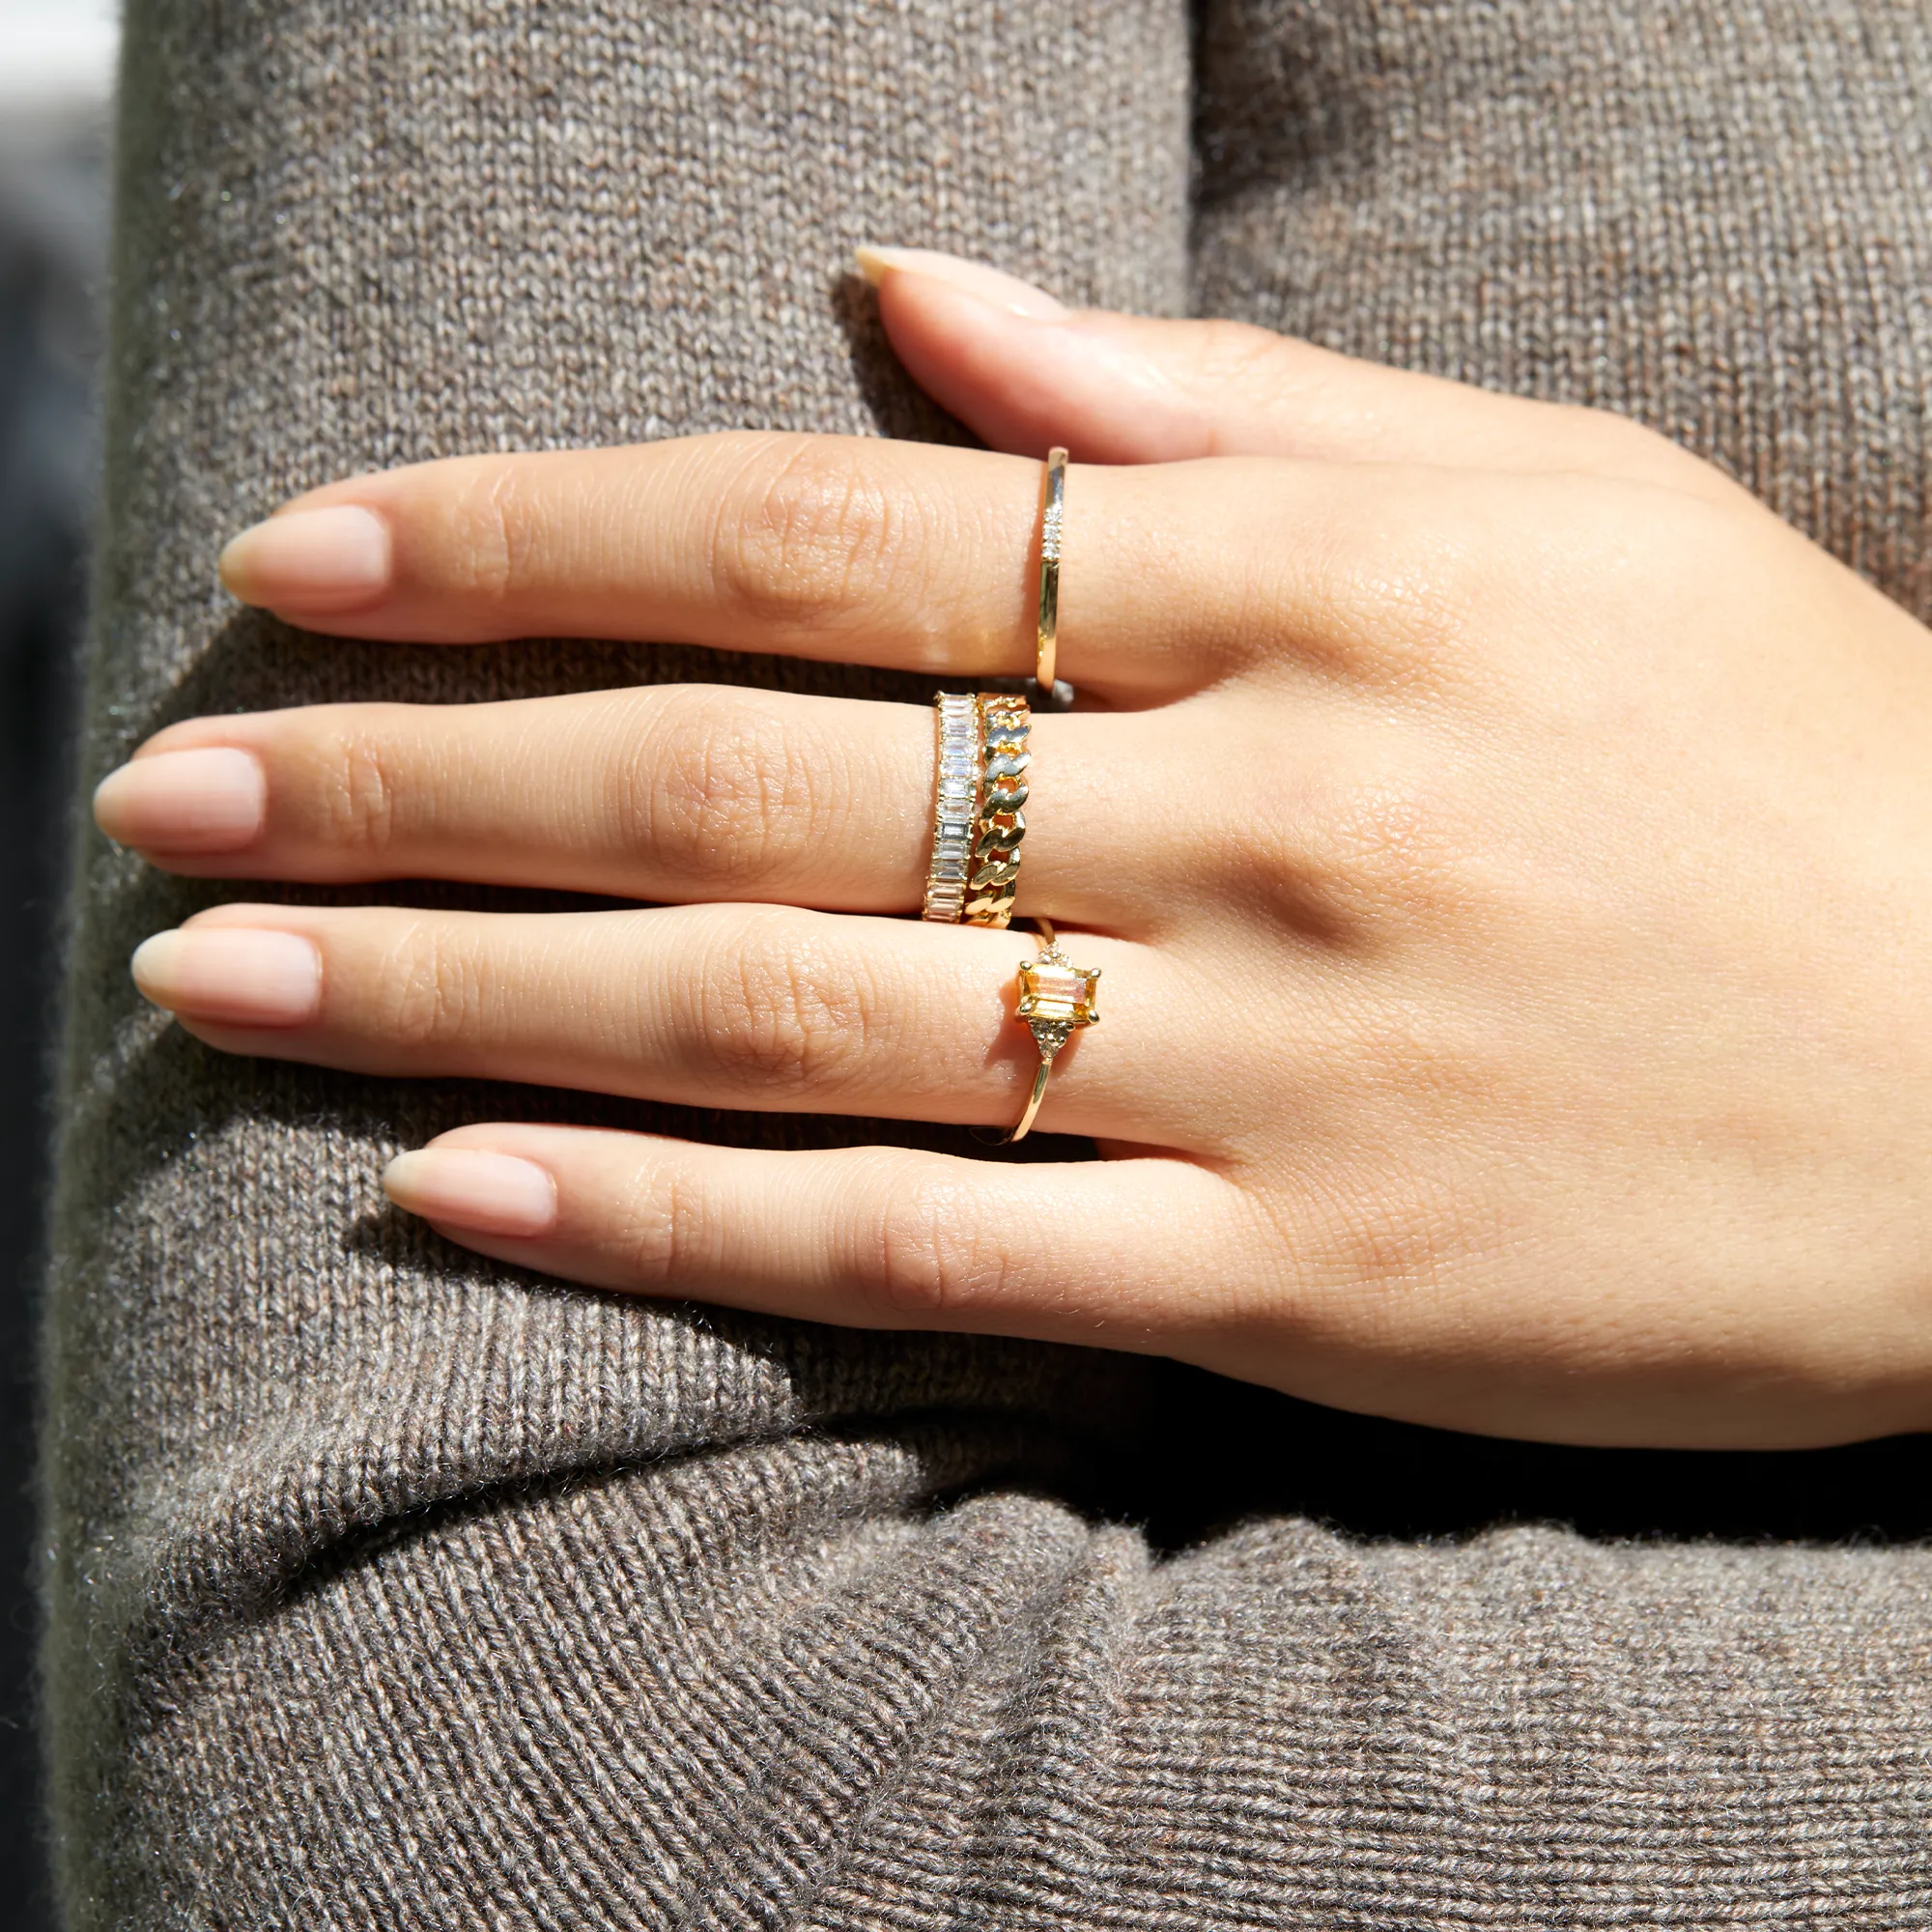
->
[42, 1, 1932, 1926]
[1192, 1, 1932, 621]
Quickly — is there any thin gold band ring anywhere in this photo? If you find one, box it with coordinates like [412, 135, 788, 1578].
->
[1032, 447, 1074, 711]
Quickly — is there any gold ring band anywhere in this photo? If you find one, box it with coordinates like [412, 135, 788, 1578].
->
[922, 691, 981, 923]
[965, 692, 1029, 927]
[1008, 916, 1100, 1143]
[1036, 447, 1065, 693]
[1032, 447, 1074, 711]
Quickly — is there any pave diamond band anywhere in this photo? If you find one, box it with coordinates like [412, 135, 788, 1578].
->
[922, 692, 982, 923]
[965, 692, 1030, 928]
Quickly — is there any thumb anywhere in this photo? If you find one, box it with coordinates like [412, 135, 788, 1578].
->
[856, 246, 1726, 497]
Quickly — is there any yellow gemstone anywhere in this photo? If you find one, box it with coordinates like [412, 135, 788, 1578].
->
[1018, 960, 1099, 1025]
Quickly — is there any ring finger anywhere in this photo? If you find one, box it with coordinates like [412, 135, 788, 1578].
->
[129, 898, 1194, 1147]
[98, 684, 1166, 927]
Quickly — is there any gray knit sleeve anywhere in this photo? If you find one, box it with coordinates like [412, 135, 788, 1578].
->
[43, 1, 1932, 1925]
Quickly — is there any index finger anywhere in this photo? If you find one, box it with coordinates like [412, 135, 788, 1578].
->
[216, 432, 1243, 697]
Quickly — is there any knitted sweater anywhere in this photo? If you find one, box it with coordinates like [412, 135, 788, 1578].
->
[43, 1, 1932, 1923]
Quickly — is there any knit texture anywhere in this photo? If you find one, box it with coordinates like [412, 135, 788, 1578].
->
[42, 1, 1932, 1925]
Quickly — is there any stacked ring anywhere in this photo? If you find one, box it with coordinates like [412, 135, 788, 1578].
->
[922, 691, 982, 923]
[923, 447, 1061, 924]
[1032, 446, 1075, 711]
[965, 692, 1030, 928]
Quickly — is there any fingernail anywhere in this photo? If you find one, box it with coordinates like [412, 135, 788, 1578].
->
[383, 1148, 559, 1239]
[130, 927, 322, 1027]
[94, 747, 268, 853]
[854, 245, 1067, 320]
[219, 504, 391, 611]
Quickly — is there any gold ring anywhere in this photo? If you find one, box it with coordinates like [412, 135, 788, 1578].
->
[965, 692, 1029, 927]
[1032, 447, 1074, 711]
[922, 691, 981, 922]
[1007, 917, 1100, 1143]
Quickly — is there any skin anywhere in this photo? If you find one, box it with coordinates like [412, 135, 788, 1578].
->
[97, 250, 1932, 1450]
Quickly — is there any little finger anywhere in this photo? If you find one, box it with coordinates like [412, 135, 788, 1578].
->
[383, 1122, 1248, 1347]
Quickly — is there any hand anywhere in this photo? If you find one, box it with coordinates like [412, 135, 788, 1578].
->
[96, 248, 1932, 1449]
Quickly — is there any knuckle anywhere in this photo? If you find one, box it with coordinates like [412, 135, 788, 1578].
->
[1311, 508, 1488, 684]
[611, 1157, 698, 1290]
[626, 691, 819, 891]
[1295, 471, 1690, 692]
[371, 919, 488, 1052]
[1505, 476, 1746, 636]
[312, 713, 408, 862]
[686, 916, 872, 1091]
[1239, 472, 1492, 693]
[1312, 777, 1472, 912]
[709, 436, 911, 638]
[1227, 761, 1478, 933]
[441, 462, 530, 602]
[862, 1167, 1010, 1319]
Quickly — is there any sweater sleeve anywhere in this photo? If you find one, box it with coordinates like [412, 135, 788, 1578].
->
[42, 2, 1932, 1927]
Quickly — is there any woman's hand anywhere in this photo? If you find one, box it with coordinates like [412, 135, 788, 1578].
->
[95, 248, 1932, 1449]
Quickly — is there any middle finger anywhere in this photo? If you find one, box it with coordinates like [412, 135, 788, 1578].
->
[99, 685, 1159, 928]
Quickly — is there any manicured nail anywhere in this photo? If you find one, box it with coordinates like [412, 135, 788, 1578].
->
[94, 747, 268, 853]
[130, 927, 322, 1027]
[219, 504, 391, 611]
[854, 245, 1066, 320]
[382, 1148, 559, 1239]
